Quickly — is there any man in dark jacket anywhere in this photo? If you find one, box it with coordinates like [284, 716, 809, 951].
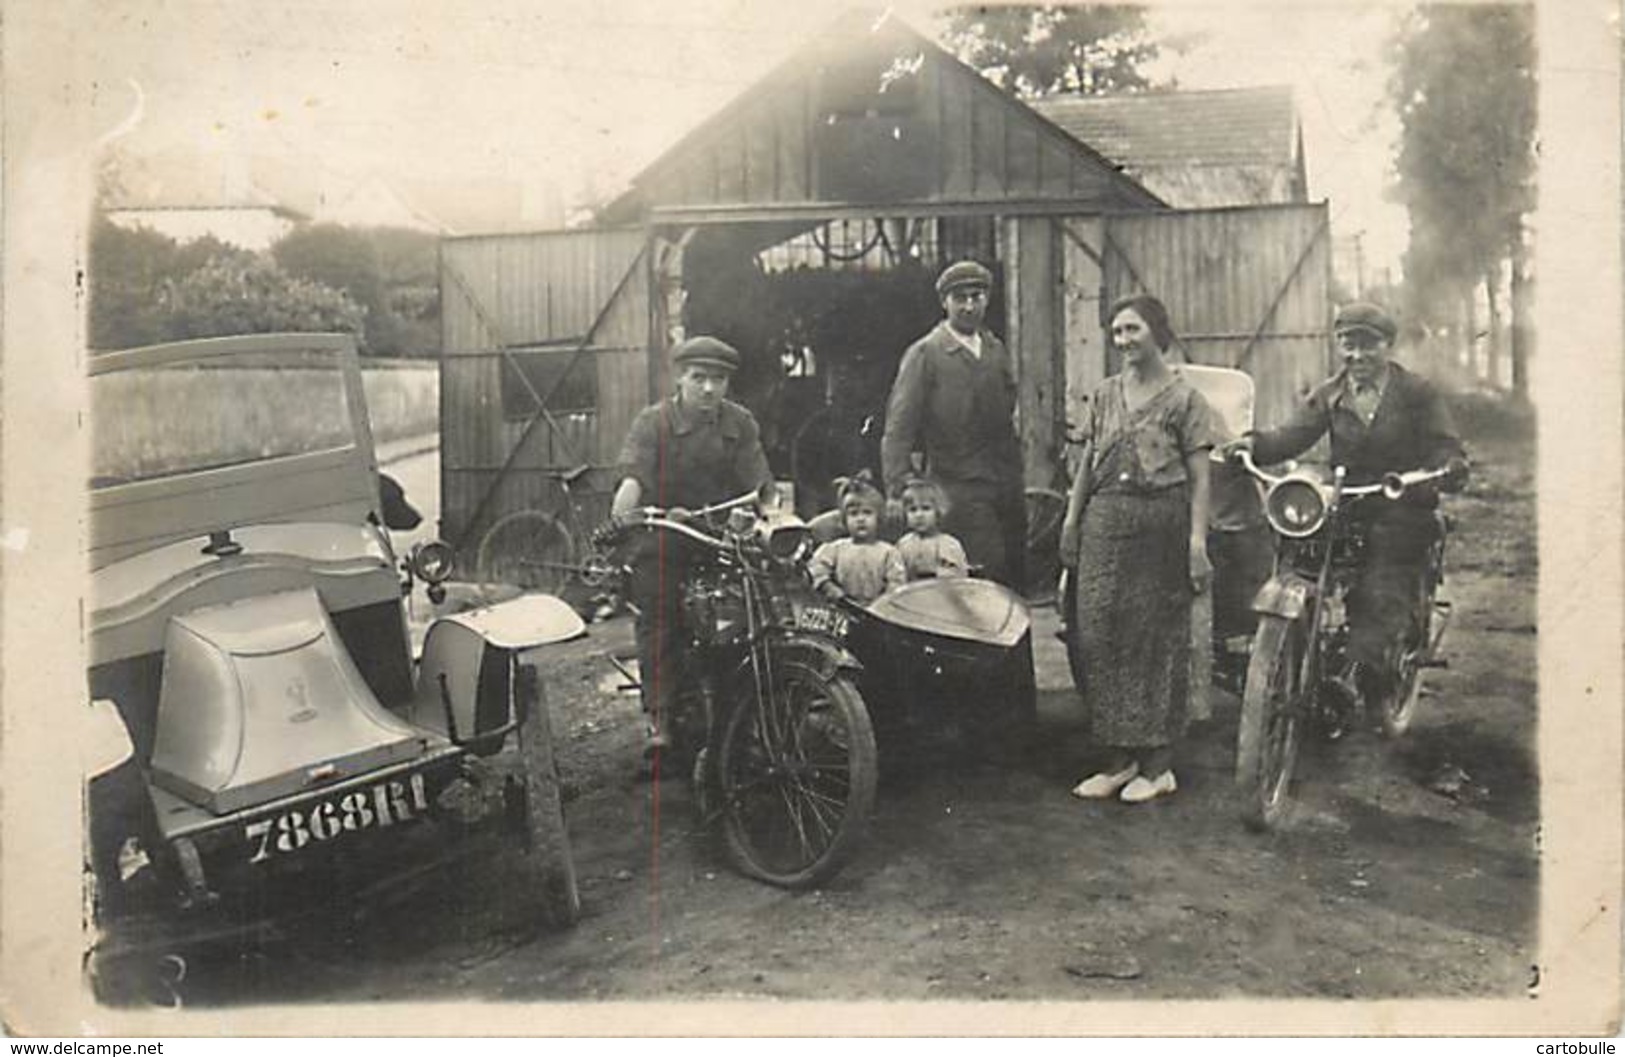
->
[881, 260, 1026, 588]
[611, 336, 775, 754]
[1228, 301, 1469, 711]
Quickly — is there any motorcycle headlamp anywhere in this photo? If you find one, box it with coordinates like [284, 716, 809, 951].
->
[1264, 478, 1329, 538]
[408, 539, 456, 584]
[766, 523, 812, 563]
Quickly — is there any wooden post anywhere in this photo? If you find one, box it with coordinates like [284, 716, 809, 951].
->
[515, 663, 580, 927]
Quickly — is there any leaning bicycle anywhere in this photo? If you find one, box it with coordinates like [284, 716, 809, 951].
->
[474, 464, 596, 602]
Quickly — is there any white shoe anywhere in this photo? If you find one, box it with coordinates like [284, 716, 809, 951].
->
[1071, 763, 1139, 799]
[1120, 771, 1177, 803]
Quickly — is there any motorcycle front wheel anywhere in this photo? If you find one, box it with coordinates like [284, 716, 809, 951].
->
[715, 664, 878, 889]
[1235, 614, 1307, 832]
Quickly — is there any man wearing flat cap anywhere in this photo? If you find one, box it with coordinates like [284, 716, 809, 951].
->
[1226, 301, 1469, 721]
[612, 335, 774, 753]
[881, 259, 1026, 587]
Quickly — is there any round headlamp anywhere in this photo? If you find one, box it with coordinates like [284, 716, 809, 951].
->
[767, 522, 812, 563]
[1264, 478, 1328, 538]
[408, 539, 456, 584]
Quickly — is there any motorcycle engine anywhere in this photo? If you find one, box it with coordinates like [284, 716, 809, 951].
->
[682, 575, 748, 646]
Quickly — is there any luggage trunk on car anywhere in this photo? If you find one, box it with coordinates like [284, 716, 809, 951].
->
[149, 587, 428, 815]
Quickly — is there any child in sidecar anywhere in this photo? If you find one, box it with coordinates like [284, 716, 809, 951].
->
[806, 475, 1036, 753]
[808, 475, 906, 604]
[895, 478, 968, 582]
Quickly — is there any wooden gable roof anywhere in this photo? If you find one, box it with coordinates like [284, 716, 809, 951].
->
[598, 9, 1163, 224]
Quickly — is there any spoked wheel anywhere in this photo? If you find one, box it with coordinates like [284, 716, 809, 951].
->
[1023, 487, 1067, 603]
[1235, 614, 1307, 832]
[715, 665, 877, 889]
[1384, 537, 1449, 738]
[1380, 605, 1431, 739]
[1060, 568, 1086, 694]
[475, 511, 576, 602]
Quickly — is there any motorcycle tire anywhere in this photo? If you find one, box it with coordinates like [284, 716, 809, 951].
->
[1380, 631, 1428, 740]
[1235, 614, 1307, 832]
[715, 665, 878, 889]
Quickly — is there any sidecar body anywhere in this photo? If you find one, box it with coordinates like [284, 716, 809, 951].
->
[847, 577, 1036, 739]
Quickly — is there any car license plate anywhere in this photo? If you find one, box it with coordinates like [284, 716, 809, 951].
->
[795, 605, 849, 639]
[245, 772, 429, 865]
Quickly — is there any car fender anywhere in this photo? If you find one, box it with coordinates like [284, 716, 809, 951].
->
[1250, 575, 1315, 621]
[407, 595, 587, 753]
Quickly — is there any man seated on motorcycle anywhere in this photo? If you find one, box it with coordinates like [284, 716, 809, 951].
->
[1223, 301, 1470, 717]
[610, 336, 775, 757]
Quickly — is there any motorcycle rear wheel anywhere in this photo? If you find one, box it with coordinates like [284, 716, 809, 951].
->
[1235, 614, 1307, 832]
[716, 665, 878, 889]
[1380, 638, 1426, 740]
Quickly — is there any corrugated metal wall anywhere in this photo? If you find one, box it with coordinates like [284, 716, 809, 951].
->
[1100, 204, 1332, 430]
[440, 228, 650, 548]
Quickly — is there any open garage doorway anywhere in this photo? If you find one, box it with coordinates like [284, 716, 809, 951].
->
[668, 216, 1005, 517]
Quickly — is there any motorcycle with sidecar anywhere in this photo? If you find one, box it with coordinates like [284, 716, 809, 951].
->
[86, 334, 583, 1003]
[586, 496, 879, 889]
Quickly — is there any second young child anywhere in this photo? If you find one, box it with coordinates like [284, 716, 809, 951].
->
[808, 476, 906, 604]
[895, 478, 968, 581]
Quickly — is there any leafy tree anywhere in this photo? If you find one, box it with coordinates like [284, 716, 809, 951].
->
[272, 223, 440, 357]
[158, 255, 365, 340]
[272, 224, 385, 323]
[89, 216, 185, 349]
[1389, 4, 1535, 397]
[88, 216, 251, 349]
[940, 5, 1162, 97]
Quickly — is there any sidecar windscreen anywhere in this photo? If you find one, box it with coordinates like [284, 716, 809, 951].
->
[866, 578, 1029, 649]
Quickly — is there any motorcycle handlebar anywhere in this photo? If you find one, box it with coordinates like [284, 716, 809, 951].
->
[1234, 447, 1449, 501]
[1379, 467, 1451, 500]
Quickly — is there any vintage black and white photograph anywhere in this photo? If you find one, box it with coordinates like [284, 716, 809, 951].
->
[1, 0, 1619, 1037]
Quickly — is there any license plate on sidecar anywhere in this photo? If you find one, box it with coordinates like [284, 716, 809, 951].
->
[243, 772, 430, 865]
[794, 605, 850, 640]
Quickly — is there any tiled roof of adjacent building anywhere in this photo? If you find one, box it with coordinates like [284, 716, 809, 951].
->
[1032, 86, 1304, 207]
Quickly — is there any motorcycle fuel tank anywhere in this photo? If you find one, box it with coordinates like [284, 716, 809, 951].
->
[149, 587, 429, 815]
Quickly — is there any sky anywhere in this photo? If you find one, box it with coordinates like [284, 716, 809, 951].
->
[85, 0, 1412, 274]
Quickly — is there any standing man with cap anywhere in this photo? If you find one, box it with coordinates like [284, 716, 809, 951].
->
[1224, 301, 1469, 721]
[611, 335, 775, 755]
[881, 260, 1026, 588]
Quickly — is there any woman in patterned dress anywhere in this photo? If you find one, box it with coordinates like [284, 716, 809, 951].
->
[1060, 294, 1219, 803]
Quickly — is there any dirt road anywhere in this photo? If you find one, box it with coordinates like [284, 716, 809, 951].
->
[185, 416, 1537, 1006]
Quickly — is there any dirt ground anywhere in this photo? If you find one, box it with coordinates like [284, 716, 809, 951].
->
[180, 413, 1538, 1007]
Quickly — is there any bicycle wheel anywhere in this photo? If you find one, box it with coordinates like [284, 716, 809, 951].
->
[1023, 487, 1067, 603]
[475, 510, 576, 602]
[716, 663, 877, 889]
[1235, 614, 1307, 832]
